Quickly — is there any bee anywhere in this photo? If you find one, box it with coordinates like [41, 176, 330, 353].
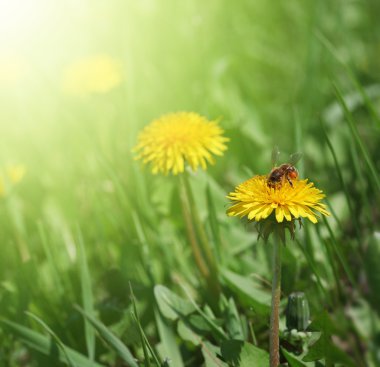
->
[267, 146, 302, 188]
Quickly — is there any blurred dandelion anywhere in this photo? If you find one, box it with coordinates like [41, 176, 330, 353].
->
[6, 164, 26, 184]
[62, 55, 123, 96]
[0, 164, 26, 198]
[134, 112, 228, 175]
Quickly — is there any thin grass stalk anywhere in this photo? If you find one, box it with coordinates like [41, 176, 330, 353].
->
[316, 31, 380, 129]
[333, 83, 380, 193]
[322, 121, 361, 241]
[269, 230, 282, 367]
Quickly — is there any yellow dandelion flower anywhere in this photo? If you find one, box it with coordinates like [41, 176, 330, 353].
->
[227, 175, 330, 224]
[134, 112, 229, 175]
[63, 55, 123, 96]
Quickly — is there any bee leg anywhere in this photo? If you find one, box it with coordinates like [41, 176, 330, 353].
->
[286, 175, 293, 187]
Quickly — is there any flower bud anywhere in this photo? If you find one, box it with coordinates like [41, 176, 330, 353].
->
[285, 292, 310, 331]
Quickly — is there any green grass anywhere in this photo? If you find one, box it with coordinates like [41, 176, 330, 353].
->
[0, 1, 380, 366]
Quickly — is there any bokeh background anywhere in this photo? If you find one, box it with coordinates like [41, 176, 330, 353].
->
[1, 1, 380, 366]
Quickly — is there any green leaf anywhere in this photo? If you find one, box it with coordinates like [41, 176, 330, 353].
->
[2, 319, 104, 367]
[75, 306, 138, 367]
[222, 297, 244, 340]
[177, 320, 201, 346]
[281, 348, 309, 367]
[221, 269, 270, 316]
[302, 311, 355, 366]
[202, 341, 228, 367]
[221, 340, 269, 367]
[154, 310, 184, 367]
[154, 285, 196, 321]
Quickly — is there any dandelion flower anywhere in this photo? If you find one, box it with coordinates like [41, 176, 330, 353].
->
[134, 112, 229, 175]
[63, 55, 123, 96]
[227, 175, 330, 224]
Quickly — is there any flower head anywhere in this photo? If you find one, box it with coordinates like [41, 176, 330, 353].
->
[227, 175, 330, 224]
[63, 55, 123, 96]
[134, 112, 229, 175]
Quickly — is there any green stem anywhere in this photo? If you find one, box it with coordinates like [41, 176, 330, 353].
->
[180, 173, 220, 302]
[270, 232, 282, 367]
[179, 179, 210, 280]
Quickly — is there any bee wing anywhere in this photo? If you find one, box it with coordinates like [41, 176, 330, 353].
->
[289, 152, 303, 165]
[271, 146, 280, 167]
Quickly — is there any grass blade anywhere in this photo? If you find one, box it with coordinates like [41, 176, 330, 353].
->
[206, 184, 222, 262]
[76, 226, 96, 360]
[75, 305, 138, 367]
[37, 222, 63, 296]
[322, 217, 357, 288]
[321, 121, 361, 240]
[25, 311, 76, 367]
[333, 83, 380, 193]
[295, 239, 331, 306]
[2, 319, 103, 367]
[316, 31, 380, 129]
[130, 283, 161, 367]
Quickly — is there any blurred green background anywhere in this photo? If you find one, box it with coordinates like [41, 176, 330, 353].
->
[1, 0, 380, 366]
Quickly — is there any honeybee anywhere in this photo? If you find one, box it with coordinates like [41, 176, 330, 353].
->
[267, 147, 302, 188]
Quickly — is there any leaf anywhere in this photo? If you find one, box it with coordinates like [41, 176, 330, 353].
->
[154, 310, 184, 367]
[154, 285, 196, 321]
[177, 320, 201, 346]
[302, 311, 355, 366]
[221, 269, 270, 316]
[202, 341, 228, 367]
[222, 297, 244, 340]
[75, 306, 138, 367]
[281, 348, 309, 367]
[221, 340, 269, 367]
[2, 319, 104, 367]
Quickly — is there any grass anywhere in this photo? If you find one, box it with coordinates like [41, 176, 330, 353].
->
[0, 0, 380, 366]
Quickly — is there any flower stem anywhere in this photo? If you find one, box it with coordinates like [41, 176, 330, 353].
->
[270, 231, 282, 367]
[179, 178, 210, 280]
[180, 173, 220, 303]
